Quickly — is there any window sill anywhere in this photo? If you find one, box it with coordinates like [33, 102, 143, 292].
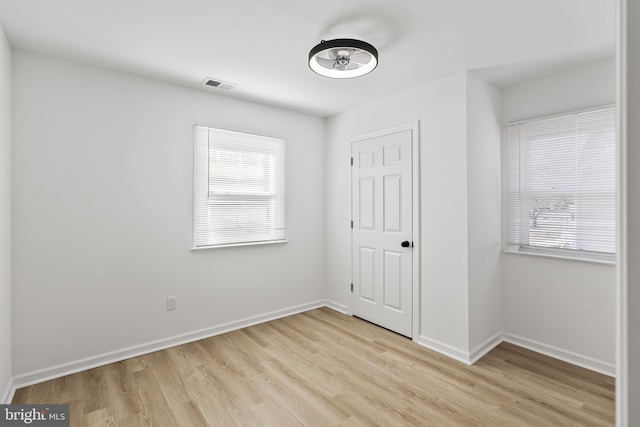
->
[192, 239, 288, 251]
[503, 246, 616, 265]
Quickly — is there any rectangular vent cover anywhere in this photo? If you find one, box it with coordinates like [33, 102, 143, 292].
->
[201, 77, 237, 91]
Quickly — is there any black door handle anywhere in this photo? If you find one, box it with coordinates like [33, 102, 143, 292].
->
[401, 241, 410, 248]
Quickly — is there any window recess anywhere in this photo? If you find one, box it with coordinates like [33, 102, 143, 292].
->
[505, 106, 616, 263]
[194, 125, 286, 249]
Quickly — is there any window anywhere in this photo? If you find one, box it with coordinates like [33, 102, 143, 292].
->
[194, 125, 285, 248]
[505, 106, 616, 262]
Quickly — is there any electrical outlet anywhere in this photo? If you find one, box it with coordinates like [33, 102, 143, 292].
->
[167, 296, 177, 311]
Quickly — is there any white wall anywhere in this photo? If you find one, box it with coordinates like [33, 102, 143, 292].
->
[325, 72, 469, 350]
[0, 24, 12, 401]
[326, 60, 616, 369]
[11, 51, 326, 377]
[502, 59, 615, 122]
[7, 45, 618, 390]
[624, 0, 640, 423]
[325, 72, 502, 359]
[501, 59, 617, 370]
[466, 74, 502, 353]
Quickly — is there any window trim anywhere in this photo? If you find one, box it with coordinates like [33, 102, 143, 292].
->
[192, 125, 286, 250]
[503, 104, 617, 264]
[504, 244, 616, 264]
[191, 239, 288, 251]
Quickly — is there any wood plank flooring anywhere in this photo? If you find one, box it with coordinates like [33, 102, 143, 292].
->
[13, 307, 615, 426]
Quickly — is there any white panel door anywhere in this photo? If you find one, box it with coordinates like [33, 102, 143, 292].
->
[352, 129, 413, 337]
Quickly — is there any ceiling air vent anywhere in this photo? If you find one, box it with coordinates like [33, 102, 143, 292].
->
[201, 77, 237, 91]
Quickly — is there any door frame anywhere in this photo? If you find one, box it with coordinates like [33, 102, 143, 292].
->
[349, 121, 421, 342]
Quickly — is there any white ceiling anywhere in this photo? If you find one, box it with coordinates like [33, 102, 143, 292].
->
[0, 0, 616, 117]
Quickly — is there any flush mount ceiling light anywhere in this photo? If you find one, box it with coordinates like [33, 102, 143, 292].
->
[308, 38, 378, 79]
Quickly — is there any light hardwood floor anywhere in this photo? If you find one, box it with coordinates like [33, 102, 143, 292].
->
[13, 307, 615, 426]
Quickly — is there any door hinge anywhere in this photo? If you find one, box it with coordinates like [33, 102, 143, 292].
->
[350, 220, 353, 229]
[350, 283, 353, 292]
[350, 157, 353, 166]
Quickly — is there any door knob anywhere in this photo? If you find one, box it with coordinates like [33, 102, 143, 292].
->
[401, 241, 411, 248]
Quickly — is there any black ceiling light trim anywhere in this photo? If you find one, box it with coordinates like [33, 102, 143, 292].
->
[308, 38, 378, 79]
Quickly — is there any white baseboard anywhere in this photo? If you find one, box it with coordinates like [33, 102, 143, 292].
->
[416, 332, 614, 378]
[502, 333, 616, 377]
[416, 333, 504, 365]
[469, 333, 504, 364]
[416, 335, 473, 365]
[323, 299, 348, 314]
[12, 300, 327, 388]
[1, 377, 15, 404]
[9, 304, 616, 390]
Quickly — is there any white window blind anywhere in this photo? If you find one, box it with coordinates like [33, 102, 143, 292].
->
[194, 125, 285, 248]
[505, 106, 616, 261]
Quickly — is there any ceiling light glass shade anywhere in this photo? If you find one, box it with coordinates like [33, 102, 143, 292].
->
[308, 39, 378, 79]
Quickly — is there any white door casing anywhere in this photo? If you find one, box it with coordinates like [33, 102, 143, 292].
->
[351, 122, 419, 338]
